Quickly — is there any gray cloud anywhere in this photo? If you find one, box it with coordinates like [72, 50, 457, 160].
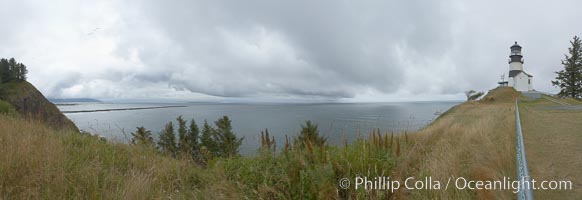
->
[110, 0, 457, 98]
[1, 0, 582, 101]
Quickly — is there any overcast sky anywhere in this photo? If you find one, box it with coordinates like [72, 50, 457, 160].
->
[1, 0, 582, 102]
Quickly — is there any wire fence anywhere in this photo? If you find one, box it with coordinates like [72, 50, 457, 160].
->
[515, 99, 534, 200]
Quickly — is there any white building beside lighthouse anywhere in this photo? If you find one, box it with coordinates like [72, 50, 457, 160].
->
[501, 42, 533, 91]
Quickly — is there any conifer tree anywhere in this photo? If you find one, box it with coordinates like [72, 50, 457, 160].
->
[8, 58, 17, 82]
[552, 36, 582, 99]
[17, 63, 27, 81]
[213, 116, 243, 157]
[200, 120, 217, 155]
[131, 126, 154, 147]
[186, 118, 200, 155]
[176, 116, 189, 155]
[296, 120, 326, 148]
[0, 58, 7, 83]
[0, 58, 28, 83]
[158, 121, 177, 156]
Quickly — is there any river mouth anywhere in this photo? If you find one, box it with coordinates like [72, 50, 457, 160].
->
[58, 101, 460, 155]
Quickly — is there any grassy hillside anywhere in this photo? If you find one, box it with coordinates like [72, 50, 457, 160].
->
[3, 86, 578, 199]
[393, 87, 520, 199]
[480, 86, 524, 103]
[0, 113, 400, 199]
[0, 80, 399, 199]
[0, 81, 77, 131]
[0, 115, 241, 199]
[519, 97, 582, 199]
[0, 99, 17, 115]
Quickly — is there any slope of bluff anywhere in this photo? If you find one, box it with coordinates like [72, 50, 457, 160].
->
[0, 81, 78, 131]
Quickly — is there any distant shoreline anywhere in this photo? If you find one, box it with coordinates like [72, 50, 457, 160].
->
[62, 105, 187, 114]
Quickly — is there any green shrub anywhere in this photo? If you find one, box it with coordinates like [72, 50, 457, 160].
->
[295, 120, 326, 148]
[218, 137, 396, 199]
[130, 126, 155, 147]
[0, 100, 16, 115]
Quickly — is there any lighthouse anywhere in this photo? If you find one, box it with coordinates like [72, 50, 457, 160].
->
[506, 42, 533, 91]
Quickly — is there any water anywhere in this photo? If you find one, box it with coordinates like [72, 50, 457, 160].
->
[58, 102, 460, 155]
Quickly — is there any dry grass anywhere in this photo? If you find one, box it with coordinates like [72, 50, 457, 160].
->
[0, 115, 244, 199]
[393, 88, 518, 199]
[4, 86, 557, 199]
[480, 87, 523, 103]
[562, 97, 582, 105]
[0, 113, 397, 199]
[519, 98, 582, 199]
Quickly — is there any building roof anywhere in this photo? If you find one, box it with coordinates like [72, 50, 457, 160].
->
[509, 70, 521, 77]
[511, 41, 522, 49]
[509, 70, 533, 78]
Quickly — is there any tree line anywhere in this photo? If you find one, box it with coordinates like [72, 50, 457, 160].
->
[130, 115, 244, 161]
[130, 115, 329, 163]
[0, 58, 28, 84]
[553, 35, 582, 99]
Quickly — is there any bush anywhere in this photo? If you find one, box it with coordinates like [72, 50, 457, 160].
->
[219, 137, 396, 199]
[130, 126, 154, 147]
[0, 100, 16, 115]
[295, 120, 326, 148]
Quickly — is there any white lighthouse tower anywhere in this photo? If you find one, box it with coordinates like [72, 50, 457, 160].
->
[506, 42, 533, 91]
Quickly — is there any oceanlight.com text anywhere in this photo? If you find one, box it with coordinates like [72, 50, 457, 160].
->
[338, 176, 572, 193]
